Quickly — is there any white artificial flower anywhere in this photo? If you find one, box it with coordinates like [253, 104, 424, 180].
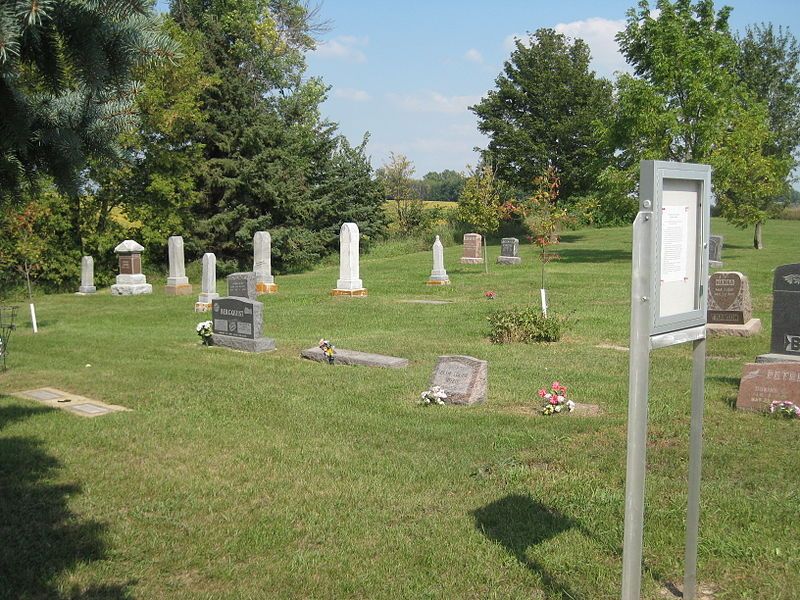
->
[554, 405, 562, 413]
[566, 400, 576, 412]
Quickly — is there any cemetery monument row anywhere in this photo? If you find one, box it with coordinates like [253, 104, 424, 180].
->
[460, 233, 483, 264]
[165, 235, 193, 296]
[331, 222, 367, 296]
[110, 240, 153, 296]
[757, 263, 800, 364]
[705, 271, 761, 337]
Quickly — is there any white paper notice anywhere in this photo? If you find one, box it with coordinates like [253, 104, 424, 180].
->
[661, 206, 689, 282]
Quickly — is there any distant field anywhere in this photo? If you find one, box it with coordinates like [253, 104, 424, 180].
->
[1, 218, 798, 599]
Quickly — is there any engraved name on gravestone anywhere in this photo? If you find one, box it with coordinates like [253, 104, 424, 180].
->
[460, 233, 484, 264]
[213, 298, 256, 339]
[430, 355, 488, 405]
[497, 237, 521, 264]
[736, 362, 800, 413]
[119, 254, 140, 275]
[707, 272, 751, 325]
[227, 272, 256, 300]
[770, 264, 800, 357]
[708, 235, 723, 268]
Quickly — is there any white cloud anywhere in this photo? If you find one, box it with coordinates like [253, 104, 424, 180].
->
[464, 48, 483, 64]
[334, 88, 371, 102]
[387, 91, 481, 115]
[314, 35, 368, 63]
[503, 33, 525, 52]
[554, 17, 628, 77]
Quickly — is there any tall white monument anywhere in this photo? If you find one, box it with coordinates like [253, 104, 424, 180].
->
[165, 235, 192, 296]
[77, 256, 96, 294]
[111, 240, 152, 295]
[427, 235, 450, 285]
[331, 222, 367, 296]
[195, 253, 219, 312]
[253, 231, 277, 294]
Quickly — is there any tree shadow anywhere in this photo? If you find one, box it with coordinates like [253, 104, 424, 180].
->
[472, 494, 584, 599]
[558, 248, 631, 264]
[0, 403, 135, 599]
[557, 234, 586, 243]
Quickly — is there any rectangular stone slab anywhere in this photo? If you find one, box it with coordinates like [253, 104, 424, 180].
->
[301, 347, 409, 368]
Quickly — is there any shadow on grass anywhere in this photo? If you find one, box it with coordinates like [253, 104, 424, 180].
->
[472, 494, 584, 599]
[0, 404, 135, 599]
[559, 248, 631, 264]
[558, 234, 586, 243]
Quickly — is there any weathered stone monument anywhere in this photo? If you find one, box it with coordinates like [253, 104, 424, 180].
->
[194, 253, 219, 312]
[429, 355, 488, 405]
[331, 222, 367, 296]
[705, 271, 761, 337]
[708, 235, 723, 268]
[165, 236, 192, 296]
[427, 235, 450, 285]
[757, 263, 800, 364]
[211, 296, 275, 352]
[460, 233, 483, 264]
[227, 272, 257, 301]
[497, 237, 521, 265]
[253, 231, 277, 294]
[110, 240, 152, 296]
[736, 362, 800, 412]
[76, 256, 96, 294]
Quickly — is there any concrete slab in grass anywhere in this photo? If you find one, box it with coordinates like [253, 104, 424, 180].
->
[12, 387, 130, 418]
[301, 347, 409, 368]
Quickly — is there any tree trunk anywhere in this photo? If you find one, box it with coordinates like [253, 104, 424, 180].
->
[753, 221, 764, 250]
[483, 234, 488, 274]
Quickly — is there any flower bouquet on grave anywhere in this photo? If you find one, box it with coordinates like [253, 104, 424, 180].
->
[319, 339, 335, 364]
[539, 381, 575, 415]
[484, 290, 497, 300]
[196, 320, 213, 346]
[769, 400, 800, 419]
[420, 385, 447, 406]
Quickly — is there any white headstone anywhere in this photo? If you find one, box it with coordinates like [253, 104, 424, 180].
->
[198, 253, 219, 304]
[427, 236, 450, 285]
[167, 236, 189, 285]
[334, 222, 365, 293]
[253, 231, 276, 293]
[78, 256, 96, 294]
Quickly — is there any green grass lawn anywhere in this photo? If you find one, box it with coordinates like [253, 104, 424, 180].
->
[1, 218, 798, 599]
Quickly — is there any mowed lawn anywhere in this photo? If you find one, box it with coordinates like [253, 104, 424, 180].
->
[1, 218, 798, 599]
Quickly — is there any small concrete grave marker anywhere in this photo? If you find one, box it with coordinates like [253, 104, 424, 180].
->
[111, 239, 152, 295]
[13, 388, 129, 417]
[165, 235, 193, 296]
[76, 256, 96, 294]
[300, 347, 409, 368]
[211, 296, 275, 352]
[757, 263, 800, 364]
[460, 233, 484, 264]
[195, 253, 219, 312]
[708, 235, 723, 268]
[736, 362, 800, 413]
[253, 231, 278, 294]
[68, 403, 112, 416]
[227, 272, 257, 300]
[430, 355, 487, 405]
[427, 235, 450, 285]
[332, 222, 367, 296]
[706, 271, 761, 337]
[497, 237, 521, 264]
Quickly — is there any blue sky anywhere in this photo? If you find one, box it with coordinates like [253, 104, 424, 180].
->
[158, 1, 800, 177]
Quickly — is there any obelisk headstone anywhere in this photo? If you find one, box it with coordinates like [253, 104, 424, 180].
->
[194, 253, 219, 312]
[427, 235, 450, 285]
[757, 263, 800, 364]
[331, 222, 367, 296]
[110, 240, 152, 296]
[165, 236, 193, 296]
[497, 237, 521, 265]
[708, 235, 723, 269]
[77, 256, 96, 294]
[253, 231, 277, 294]
[706, 271, 761, 337]
[460, 233, 484, 264]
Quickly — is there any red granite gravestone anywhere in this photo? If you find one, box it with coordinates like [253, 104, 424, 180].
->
[736, 362, 800, 412]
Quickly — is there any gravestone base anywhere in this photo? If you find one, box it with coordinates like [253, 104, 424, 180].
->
[111, 283, 152, 296]
[460, 257, 484, 264]
[212, 334, 275, 353]
[496, 256, 521, 265]
[755, 353, 800, 364]
[709, 260, 723, 269]
[165, 283, 193, 296]
[256, 282, 278, 294]
[331, 288, 368, 297]
[194, 302, 212, 313]
[706, 318, 762, 337]
[76, 286, 96, 295]
[426, 278, 450, 285]
[301, 347, 409, 368]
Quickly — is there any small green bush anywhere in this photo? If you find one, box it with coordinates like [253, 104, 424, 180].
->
[487, 306, 567, 343]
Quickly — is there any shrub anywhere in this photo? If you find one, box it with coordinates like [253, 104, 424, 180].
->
[487, 306, 568, 343]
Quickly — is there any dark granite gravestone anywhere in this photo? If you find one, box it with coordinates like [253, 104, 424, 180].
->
[227, 272, 257, 300]
[429, 355, 487, 405]
[708, 235, 723, 268]
[211, 297, 275, 352]
[706, 271, 761, 336]
[497, 237, 521, 265]
[757, 263, 800, 363]
[736, 362, 800, 412]
[460, 233, 484, 264]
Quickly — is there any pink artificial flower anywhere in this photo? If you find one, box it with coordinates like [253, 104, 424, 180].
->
[537, 389, 546, 398]
[549, 397, 559, 405]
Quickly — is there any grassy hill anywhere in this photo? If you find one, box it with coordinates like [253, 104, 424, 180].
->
[1, 218, 798, 599]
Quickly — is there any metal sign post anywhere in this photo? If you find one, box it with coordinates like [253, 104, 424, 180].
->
[621, 161, 711, 600]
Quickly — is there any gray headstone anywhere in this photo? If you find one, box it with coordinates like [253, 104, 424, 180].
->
[497, 237, 521, 265]
[211, 297, 275, 352]
[707, 272, 753, 325]
[227, 272, 256, 300]
[769, 264, 800, 357]
[708, 235, 723, 268]
[430, 355, 488, 405]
